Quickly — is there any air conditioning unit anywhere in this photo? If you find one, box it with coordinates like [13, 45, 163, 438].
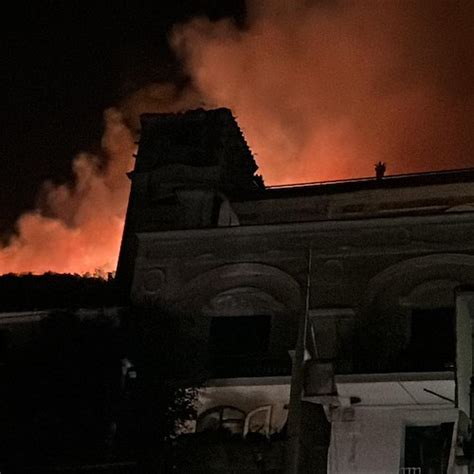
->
[303, 360, 335, 397]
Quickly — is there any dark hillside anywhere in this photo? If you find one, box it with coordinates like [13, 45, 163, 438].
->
[0, 273, 117, 311]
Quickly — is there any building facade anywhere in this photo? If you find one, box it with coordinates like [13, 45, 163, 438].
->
[117, 107, 474, 473]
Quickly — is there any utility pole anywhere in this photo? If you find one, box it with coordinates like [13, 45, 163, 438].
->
[285, 248, 312, 474]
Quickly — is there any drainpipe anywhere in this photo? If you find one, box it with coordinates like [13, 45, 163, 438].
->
[470, 376, 474, 472]
[285, 249, 313, 474]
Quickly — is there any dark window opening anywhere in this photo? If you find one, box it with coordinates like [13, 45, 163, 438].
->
[403, 307, 455, 372]
[404, 423, 454, 473]
[209, 315, 271, 358]
[210, 195, 223, 227]
[0, 330, 9, 362]
[208, 315, 290, 377]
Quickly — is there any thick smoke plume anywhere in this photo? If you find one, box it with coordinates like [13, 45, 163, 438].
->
[0, 109, 134, 276]
[173, 0, 474, 184]
[0, 85, 200, 275]
[1, 0, 473, 275]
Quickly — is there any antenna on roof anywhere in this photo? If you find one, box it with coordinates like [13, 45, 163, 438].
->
[375, 161, 386, 180]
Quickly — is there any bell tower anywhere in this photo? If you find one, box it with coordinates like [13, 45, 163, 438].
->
[115, 107, 263, 298]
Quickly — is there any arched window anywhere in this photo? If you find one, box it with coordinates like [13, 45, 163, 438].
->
[196, 405, 246, 435]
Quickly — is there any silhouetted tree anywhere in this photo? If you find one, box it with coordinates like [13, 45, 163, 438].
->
[0, 272, 117, 311]
[125, 306, 207, 473]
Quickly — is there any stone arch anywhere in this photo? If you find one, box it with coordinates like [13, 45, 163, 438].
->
[174, 263, 302, 369]
[175, 263, 302, 315]
[356, 253, 474, 372]
[363, 253, 474, 312]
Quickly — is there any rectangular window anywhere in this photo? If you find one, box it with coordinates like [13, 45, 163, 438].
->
[209, 315, 271, 358]
[403, 423, 454, 474]
[0, 330, 9, 362]
[407, 308, 455, 372]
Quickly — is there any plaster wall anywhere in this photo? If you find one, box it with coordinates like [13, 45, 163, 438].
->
[328, 406, 463, 474]
[232, 181, 474, 226]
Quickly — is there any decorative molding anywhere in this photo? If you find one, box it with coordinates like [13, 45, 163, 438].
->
[136, 212, 474, 261]
[203, 287, 285, 316]
[173, 263, 302, 313]
[142, 268, 166, 294]
[399, 279, 461, 309]
[130, 265, 168, 305]
[363, 253, 474, 312]
[308, 308, 356, 319]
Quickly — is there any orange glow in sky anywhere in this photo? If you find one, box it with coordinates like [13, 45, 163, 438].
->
[1, 0, 473, 275]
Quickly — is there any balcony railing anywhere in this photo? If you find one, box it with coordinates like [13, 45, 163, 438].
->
[400, 468, 421, 474]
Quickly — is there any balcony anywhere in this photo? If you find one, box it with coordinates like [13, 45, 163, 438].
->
[303, 366, 455, 407]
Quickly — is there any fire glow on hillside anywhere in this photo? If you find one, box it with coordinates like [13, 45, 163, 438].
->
[1, 0, 473, 275]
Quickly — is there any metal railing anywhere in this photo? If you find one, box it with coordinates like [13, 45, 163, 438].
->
[266, 167, 474, 190]
[399, 468, 421, 474]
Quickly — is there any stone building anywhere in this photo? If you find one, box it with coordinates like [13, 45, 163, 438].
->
[117, 107, 474, 473]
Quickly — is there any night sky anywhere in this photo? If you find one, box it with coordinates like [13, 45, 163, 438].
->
[0, 1, 244, 234]
[1, 0, 473, 275]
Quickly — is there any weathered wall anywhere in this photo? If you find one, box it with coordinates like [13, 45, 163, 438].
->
[328, 407, 461, 474]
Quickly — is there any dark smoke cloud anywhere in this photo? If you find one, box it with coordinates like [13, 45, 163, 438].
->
[2, 0, 473, 274]
[0, 84, 201, 275]
[172, 0, 474, 184]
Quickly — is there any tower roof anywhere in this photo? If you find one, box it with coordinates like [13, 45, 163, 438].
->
[134, 108, 262, 191]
